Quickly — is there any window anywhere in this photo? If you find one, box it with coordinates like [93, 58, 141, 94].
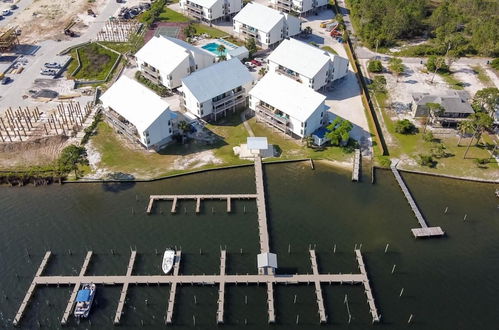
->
[320, 112, 323, 117]
[168, 120, 171, 126]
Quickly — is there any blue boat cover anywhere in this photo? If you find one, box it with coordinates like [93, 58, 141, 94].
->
[76, 289, 91, 302]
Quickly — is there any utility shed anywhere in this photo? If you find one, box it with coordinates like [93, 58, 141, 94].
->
[257, 252, 277, 275]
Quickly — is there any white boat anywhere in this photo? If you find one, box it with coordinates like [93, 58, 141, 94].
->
[74, 283, 96, 318]
[162, 249, 175, 274]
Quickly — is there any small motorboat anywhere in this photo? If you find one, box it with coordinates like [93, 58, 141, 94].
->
[74, 283, 96, 318]
[162, 249, 175, 274]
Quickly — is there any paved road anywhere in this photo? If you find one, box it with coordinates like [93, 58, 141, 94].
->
[0, 0, 123, 112]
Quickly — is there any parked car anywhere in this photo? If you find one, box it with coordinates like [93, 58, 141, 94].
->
[2, 9, 11, 16]
[251, 59, 262, 66]
[1, 76, 12, 85]
[40, 69, 57, 76]
[44, 62, 61, 69]
[10, 4, 17, 10]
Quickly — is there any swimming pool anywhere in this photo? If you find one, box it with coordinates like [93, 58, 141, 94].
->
[201, 42, 228, 56]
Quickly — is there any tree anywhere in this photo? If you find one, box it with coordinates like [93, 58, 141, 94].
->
[426, 55, 449, 73]
[303, 135, 314, 148]
[258, 67, 267, 76]
[422, 131, 434, 142]
[394, 119, 416, 134]
[367, 60, 383, 73]
[217, 44, 226, 56]
[177, 120, 190, 143]
[425, 102, 444, 129]
[491, 58, 499, 70]
[325, 117, 353, 146]
[418, 154, 436, 167]
[388, 57, 404, 81]
[184, 25, 196, 38]
[245, 38, 257, 57]
[472, 87, 499, 115]
[461, 112, 494, 158]
[368, 75, 387, 93]
[58, 145, 88, 178]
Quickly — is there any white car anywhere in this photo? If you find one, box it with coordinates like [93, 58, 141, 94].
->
[2, 9, 11, 16]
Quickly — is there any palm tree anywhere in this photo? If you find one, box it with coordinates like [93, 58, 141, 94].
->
[177, 120, 190, 144]
[217, 44, 226, 56]
[461, 113, 493, 158]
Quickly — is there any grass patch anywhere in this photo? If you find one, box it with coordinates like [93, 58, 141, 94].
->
[192, 24, 228, 38]
[321, 46, 337, 54]
[98, 41, 136, 54]
[157, 7, 190, 22]
[68, 43, 120, 81]
[471, 65, 493, 87]
[439, 72, 464, 90]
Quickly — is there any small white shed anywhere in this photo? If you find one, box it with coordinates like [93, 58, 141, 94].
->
[257, 252, 277, 275]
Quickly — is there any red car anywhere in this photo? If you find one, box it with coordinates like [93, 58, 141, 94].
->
[251, 59, 262, 66]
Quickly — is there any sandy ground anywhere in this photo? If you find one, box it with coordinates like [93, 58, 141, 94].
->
[10, 0, 108, 43]
[451, 64, 488, 96]
[171, 150, 222, 170]
[0, 135, 68, 168]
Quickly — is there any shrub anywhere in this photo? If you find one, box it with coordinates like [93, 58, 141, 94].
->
[368, 75, 387, 93]
[426, 55, 449, 73]
[418, 154, 436, 167]
[135, 71, 170, 97]
[422, 131, 434, 142]
[474, 158, 489, 166]
[367, 60, 383, 73]
[394, 119, 416, 134]
[491, 58, 499, 70]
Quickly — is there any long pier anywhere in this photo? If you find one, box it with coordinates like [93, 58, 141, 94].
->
[61, 251, 93, 325]
[13, 249, 380, 326]
[254, 156, 270, 253]
[114, 250, 136, 324]
[390, 161, 444, 238]
[309, 250, 327, 323]
[165, 250, 182, 324]
[352, 149, 361, 182]
[146, 194, 258, 214]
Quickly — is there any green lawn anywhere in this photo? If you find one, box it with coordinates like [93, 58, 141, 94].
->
[67, 43, 120, 81]
[157, 7, 190, 22]
[192, 24, 228, 38]
[471, 65, 494, 87]
[98, 41, 137, 54]
[374, 92, 498, 179]
[439, 72, 464, 90]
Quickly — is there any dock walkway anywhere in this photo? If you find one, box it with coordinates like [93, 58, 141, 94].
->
[352, 149, 361, 182]
[254, 156, 270, 253]
[147, 194, 258, 214]
[14, 249, 381, 326]
[390, 161, 444, 238]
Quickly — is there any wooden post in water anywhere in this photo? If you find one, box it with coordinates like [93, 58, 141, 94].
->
[391, 264, 396, 274]
[385, 243, 389, 253]
[399, 288, 404, 297]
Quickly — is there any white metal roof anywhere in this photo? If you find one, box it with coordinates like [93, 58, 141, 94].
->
[247, 137, 268, 150]
[268, 38, 334, 78]
[228, 46, 249, 58]
[249, 72, 326, 122]
[188, 0, 218, 8]
[135, 36, 214, 74]
[233, 2, 284, 33]
[100, 76, 171, 133]
[181, 58, 253, 103]
[257, 252, 277, 268]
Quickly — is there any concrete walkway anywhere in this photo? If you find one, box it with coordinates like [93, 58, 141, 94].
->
[241, 109, 255, 137]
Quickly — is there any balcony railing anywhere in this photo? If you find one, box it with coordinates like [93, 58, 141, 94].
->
[276, 67, 301, 83]
[185, 3, 204, 18]
[104, 110, 143, 145]
[212, 89, 245, 108]
[255, 104, 290, 132]
[240, 26, 258, 37]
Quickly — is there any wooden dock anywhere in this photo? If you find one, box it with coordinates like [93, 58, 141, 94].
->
[355, 249, 381, 323]
[309, 250, 327, 323]
[61, 251, 93, 325]
[13, 249, 381, 326]
[254, 156, 270, 253]
[166, 250, 182, 324]
[13, 251, 51, 326]
[352, 149, 361, 182]
[267, 282, 276, 323]
[114, 250, 136, 325]
[390, 161, 444, 238]
[217, 250, 226, 324]
[146, 194, 258, 214]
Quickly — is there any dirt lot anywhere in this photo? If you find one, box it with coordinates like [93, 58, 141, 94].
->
[0, 135, 68, 168]
[10, 0, 107, 43]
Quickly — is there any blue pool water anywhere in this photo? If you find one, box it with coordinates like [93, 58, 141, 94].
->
[202, 42, 228, 56]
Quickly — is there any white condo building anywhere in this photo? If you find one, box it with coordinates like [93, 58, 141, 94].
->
[180, 0, 243, 22]
[181, 58, 254, 120]
[100, 76, 174, 149]
[270, 0, 328, 15]
[249, 72, 327, 138]
[135, 36, 216, 89]
[233, 2, 302, 49]
[267, 38, 349, 90]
